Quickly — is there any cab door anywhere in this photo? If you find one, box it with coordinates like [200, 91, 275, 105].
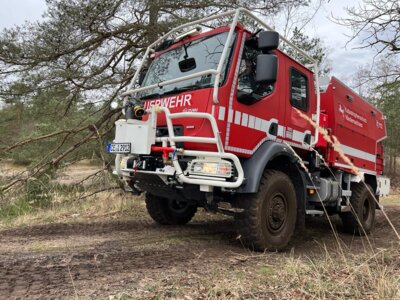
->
[224, 34, 285, 157]
[281, 61, 316, 148]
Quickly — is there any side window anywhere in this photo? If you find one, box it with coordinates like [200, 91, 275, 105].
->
[290, 68, 309, 111]
[237, 44, 274, 104]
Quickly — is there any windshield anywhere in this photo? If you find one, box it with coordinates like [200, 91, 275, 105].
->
[139, 31, 236, 99]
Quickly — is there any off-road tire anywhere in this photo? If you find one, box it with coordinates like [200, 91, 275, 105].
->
[341, 183, 375, 235]
[234, 170, 297, 251]
[145, 193, 197, 225]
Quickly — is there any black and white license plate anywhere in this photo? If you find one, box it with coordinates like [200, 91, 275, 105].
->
[107, 143, 131, 154]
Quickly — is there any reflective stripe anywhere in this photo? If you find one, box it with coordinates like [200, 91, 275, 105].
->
[248, 115, 255, 128]
[225, 137, 269, 155]
[340, 145, 376, 163]
[261, 119, 269, 132]
[228, 109, 234, 123]
[234, 111, 241, 125]
[225, 136, 311, 156]
[334, 162, 376, 175]
[241, 113, 248, 126]
[277, 125, 285, 137]
[214, 103, 375, 166]
[255, 117, 262, 131]
[218, 106, 226, 121]
[292, 130, 305, 143]
[215, 104, 313, 152]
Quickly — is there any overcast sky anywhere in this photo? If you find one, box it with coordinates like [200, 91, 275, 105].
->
[0, 0, 375, 83]
[302, 0, 376, 82]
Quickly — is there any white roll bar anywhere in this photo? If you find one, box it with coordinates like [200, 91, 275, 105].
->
[116, 106, 244, 189]
[122, 8, 321, 146]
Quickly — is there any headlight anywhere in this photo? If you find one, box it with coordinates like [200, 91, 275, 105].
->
[189, 160, 232, 178]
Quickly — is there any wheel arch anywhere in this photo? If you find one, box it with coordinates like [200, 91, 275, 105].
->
[238, 141, 306, 193]
[364, 173, 379, 208]
[237, 141, 308, 228]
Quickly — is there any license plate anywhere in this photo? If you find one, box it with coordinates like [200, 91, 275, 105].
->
[107, 143, 131, 154]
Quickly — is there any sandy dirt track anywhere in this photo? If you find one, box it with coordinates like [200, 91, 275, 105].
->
[0, 202, 399, 299]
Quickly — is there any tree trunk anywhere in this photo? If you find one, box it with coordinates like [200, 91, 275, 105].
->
[148, 0, 160, 44]
[394, 128, 400, 175]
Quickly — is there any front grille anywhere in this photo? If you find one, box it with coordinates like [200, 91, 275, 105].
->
[156, 125, 184, 148]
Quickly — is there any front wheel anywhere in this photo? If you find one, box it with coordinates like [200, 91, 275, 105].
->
[145, 193, 197, 225]
[234, 170, 297, 251]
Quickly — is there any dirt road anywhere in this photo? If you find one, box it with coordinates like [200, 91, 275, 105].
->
[0, 200, 399, 299]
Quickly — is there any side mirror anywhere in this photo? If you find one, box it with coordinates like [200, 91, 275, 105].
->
[256, 54, 278, 84]
[179, 57, 196, 72]
[258, 31, 279, 53]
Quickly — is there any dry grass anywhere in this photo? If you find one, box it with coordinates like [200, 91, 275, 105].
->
[0, 189, 142, 230]
[0, 161, 27, 175]
[109, 247, 400, 299]
[0, 160, 128, 228]
[381, 194, 400, 206]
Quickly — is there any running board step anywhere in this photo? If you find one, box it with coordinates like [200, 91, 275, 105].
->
[217, 201, 244, 215]
[306, 210, 324, 215]
[217, 207, 244, 214]
[340, 205, 351, 213]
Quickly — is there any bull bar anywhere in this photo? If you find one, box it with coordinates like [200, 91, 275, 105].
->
[114, 106, 245, 189]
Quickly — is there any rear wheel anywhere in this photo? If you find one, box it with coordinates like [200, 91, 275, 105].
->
[234, 170, 297, 251]
[145, 193, 197, 225]
[341, 183, 375, 235]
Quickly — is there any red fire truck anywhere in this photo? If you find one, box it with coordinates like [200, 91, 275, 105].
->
[108, 9, 390, 251]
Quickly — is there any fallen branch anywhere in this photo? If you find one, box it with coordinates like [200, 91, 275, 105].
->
[0, 109, 119, 193]
[75, 165, 110, 186]
[78, 186, 121, 200]
[0, 125, 89, 154]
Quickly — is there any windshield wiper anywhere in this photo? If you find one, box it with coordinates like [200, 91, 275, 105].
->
[140, 92, 162, 100]
[162, 84, 209, 95]
[140, 83, 209, 100]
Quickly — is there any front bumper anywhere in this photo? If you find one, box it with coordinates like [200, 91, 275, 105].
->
[111, 106, 244, 190]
